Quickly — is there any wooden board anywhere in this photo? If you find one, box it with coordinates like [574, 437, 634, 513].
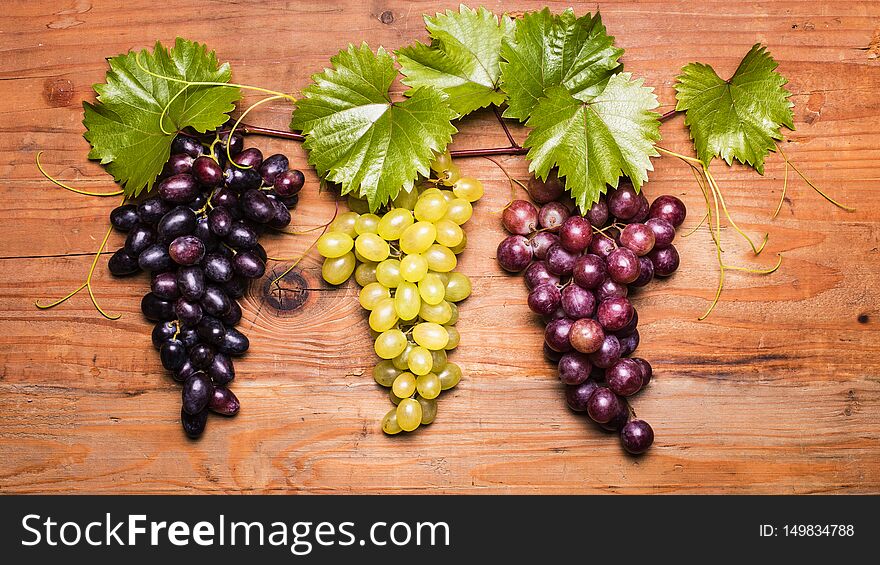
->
[1, 0, 878, 494]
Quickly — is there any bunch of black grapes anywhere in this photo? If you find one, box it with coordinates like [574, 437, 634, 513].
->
[107, 132, 304, 437]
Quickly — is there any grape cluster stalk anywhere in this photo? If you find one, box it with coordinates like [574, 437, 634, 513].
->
[497, 173, 687, 454]
[317, 152, 481, 434]
[107, 132, 304, 437]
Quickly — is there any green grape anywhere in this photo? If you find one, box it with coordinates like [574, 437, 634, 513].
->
[434, 219, 464, 247]
[389, 389, 403, 405]
[437, 164, 461, 186]
[414, 193, 449, 223]
[355, 233, 390, 262]
[450, 231, 468, 254]
[317, 231, 354, 258]
[399, 253, 429, 283]
[407, 346, 433, 376]
[417, 396, 438, 425]
[438, 362, 462, 390]
[419, 187, 442, 197]
[439, 189, 454, 203]
[444, 325, 460, 350]
[412, 322, 449, 350]
[372, 360, 400, 387]
[424, 244, 457, 272]
[347, 195, 370, 214]
[447, 302, 459, 325]
[444, 198, 473, 225]
[359, 282, 390, 310]
[355, 213, 381, 235]
[322, 252, 356, 285]
[375, 259, 402, 288]
[393, 188, 419, 210]
[369, 297, 398, 332]
[381, 407, 402, 435]
[392, 342, 415, 371]
[453, 177, 484, 202]
[394, 281, 421, 321]
[399, 222, 437, 255]
[430, 349, 448, 372]
[444, 272, 472, 302]
[374, 329, 407, 359]
[430, 150, 453, 173]
[377, 208, 414, 241]
[328, 211, 359, 238]
[392, 372, 416, 398]
[419, 300, 452, 325]
[416, 373, 441, 400]
[353, 248, 368, 263]
[418, 273, 445, 305]
[396, 398, 422, 432]
[354, 261, 378, 286]
[431, 271, 450, 285]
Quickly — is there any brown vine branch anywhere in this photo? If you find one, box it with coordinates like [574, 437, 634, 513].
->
[492, 106, 520, 148]
[214, 108, 679, 159]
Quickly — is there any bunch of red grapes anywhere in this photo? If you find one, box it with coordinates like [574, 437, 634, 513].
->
[106, 132, 303, 438]
[496, 173, 686, 454]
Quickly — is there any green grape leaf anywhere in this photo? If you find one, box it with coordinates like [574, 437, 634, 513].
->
[292, 43, 457, 212]
[397, 5, 514, 117]
[674, 43, 794, 174]
[523, 74, 660, 209]
[83, 38, 240, 197]
[500, 8, 623, 121]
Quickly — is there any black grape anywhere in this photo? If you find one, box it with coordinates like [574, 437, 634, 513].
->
[176, 266, 205, 301]
[219, 328, 249, 356]
[192, 156, 223, 187]
[158, 174, 199, 204]
[274, 170, 304, 197]
[160, 339, 187, 371]
[181, 407, 208, 438]
[141, 293, 175, 322]
[225, 167, 262, 192]
[157, 206, 196, 239]
[108, 248, 140, 276]
[137, 197, 171, 224]
[125, 225, 156, 256]
[108, 134, 301, 438]
[259, 154, 289, 185]
[109, 204, 140, 232]
[171, 134, 203, 158]
[182, 373, 212, 415]
[138, 244, 173, 272]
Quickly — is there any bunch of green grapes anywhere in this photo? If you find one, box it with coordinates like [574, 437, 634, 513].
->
[317, 152, 483, 434]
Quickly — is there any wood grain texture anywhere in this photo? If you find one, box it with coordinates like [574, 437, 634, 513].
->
[0, 0, 878, 494]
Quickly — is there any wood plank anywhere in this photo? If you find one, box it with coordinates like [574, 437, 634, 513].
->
[0, 0, 878, 493]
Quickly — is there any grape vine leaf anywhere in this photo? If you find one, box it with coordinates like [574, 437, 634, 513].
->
[292, 43, 457, 212]
[83, 38, 240, 197]
[674, 44, 794, 174]
[396, 4, 514, 117]
[523, 75, 660, 209]
[500, 8, 624, 121]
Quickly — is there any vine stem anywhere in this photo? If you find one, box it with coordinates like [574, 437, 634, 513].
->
[213, 123, 306, 142]
[772, 159, 789, 219]
[492, 106, 520, 148]
[224, 95, 287, 167]
[775, 145, 855, 212]
[36, 152, 123, 197]
[35, 213, 123, 320]
[219, 109, 680, 158]
[659, 146, 783, 319]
